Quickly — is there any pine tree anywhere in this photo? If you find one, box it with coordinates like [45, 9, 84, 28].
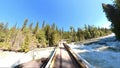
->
[33, 22, 39, 35]
[84, 25, 91, 39]
[10, 24, 17, 47]
[3, 22, 8, 32]
[29, 22, 33, 31]
[20, 34, 29, 52]
[114, 0, 120, 9]
[102, 2, 120, 40]
[36, 29, 46, 48]
[77, 28, 85, 41]
[44, 24, 51, 41]
[0, 23, 5, 42]
[70, 26, 74, 42]
[21, 19, 28, 31]
[49, 29, 59, 46]
[42, 21, 45, 29]
[59, 29, 63, 39]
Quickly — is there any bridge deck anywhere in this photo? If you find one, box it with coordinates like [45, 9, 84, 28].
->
[53, 43, 79, 68]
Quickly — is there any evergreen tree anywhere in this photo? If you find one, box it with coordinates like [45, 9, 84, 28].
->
[3, 22, 8, 32]
[102, 2, 120, 40]
[77, 28, 85, 41]
[29, 22, 33, 31]
[70, 26, 74, 42]
[59, 29, 63, 39]
[36, 29, 46, 47]
[114, 0, 120, 9]
[84, 26, 91, 39]
[49, 23, 59, 46]
[0, 23, 5, 42]
[20, 34, 29, 52]
[0, 19, 112, 52]
[33, 22, 39, 35]
[21, 19, 28, 31]
[42, 21, 45, 29]
[44, 24, 51, 41]
[9, 24, 17, 48]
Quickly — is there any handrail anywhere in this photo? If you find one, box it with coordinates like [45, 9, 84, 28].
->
[45, 46, 58, 68]
[63, 43, 94, 68]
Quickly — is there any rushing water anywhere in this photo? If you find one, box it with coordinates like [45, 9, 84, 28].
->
[69, 35, 120, 68]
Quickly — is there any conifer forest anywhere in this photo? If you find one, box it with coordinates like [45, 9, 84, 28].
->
[0, 19, 111, 52]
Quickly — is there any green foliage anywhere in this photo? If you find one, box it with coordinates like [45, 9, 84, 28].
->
[114, 0, 120, 9]
[69, 26, 77, 42]
[77, 28, 85, 41]
[49, 30, 60, 46]
[20, 43, 29, 52]
[44, 24, 51, 41]
[29, 22, 33, 31]
[0, 19, 112, 52]
[33, 22, 39, 35]
[59, 28, 64, 39]
[63, 31, 70, 39]
[63, 25, 111, 43]
[36, 29, 46, 48]
[42, 21, 45, 29]
[0, 31, 5, 42]
[21, 19, 28, 31]
[44, 23, 60, 46]
[20, 34, 29, 52]
[0, 23, 4, 30]
[0, 23, 8, 42]
[50, 24, 60, 46]
[102, 1, 120, 40]
[0, 42, 10, 50]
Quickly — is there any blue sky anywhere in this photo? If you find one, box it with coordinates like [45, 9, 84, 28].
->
[0, 0, 113, 31]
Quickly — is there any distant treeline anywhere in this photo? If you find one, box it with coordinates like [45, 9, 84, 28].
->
[0, 19, 111, 52]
